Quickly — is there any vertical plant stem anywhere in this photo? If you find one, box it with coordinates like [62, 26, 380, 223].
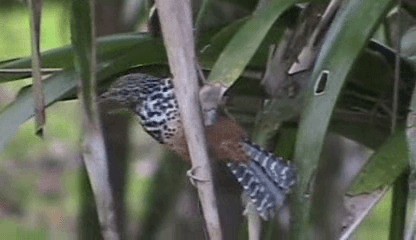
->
[155, 0, 223, 239]
[28, 0, 45, 135]
[390, 171, 409, 240]
[405, 80, 416, 240]
[391, 2, 401, 133]
[246, 199, 261, 240]
[389, 2, 408, 239]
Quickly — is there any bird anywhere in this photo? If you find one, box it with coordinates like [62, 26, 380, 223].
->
[100, 73, 297, 220]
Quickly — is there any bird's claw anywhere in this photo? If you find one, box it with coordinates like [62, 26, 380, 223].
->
[186, 166, 209, 186]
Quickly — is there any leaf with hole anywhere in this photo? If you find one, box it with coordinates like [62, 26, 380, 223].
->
[291, 0, 394, 238]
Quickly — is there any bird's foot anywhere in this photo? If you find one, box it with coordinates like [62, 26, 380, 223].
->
[186, 166, 209, 186]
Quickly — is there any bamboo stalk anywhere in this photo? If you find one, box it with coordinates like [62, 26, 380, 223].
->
[154, 0, 223, 239]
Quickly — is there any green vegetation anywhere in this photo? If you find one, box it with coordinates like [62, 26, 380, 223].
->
[0, 2, 152, 238]
[0, 1, 70, 61]
[0, 0, 413, 239]
[0, 219, 48, 240]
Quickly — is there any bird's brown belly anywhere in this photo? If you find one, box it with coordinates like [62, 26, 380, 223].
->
[166, 117, 249, 163]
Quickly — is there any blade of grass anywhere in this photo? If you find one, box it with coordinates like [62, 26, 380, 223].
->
[27, 0, 45, 136]
[71, 0, 119, 238]
[290, 0, 394, 239]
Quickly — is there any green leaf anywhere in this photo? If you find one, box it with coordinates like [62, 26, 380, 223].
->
[207, 0, 296, 83]
[290, 0, 394, 238]
[0, 70, 77, 152]
[200, 18, 248, 67]
[200, 17, 286, 72]
[349, 130, 409, 194]
[0, 33, 156, 82]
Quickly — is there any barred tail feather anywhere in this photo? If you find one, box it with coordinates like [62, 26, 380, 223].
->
[227, 140, 297, 220]
[241, 140, 297, 192]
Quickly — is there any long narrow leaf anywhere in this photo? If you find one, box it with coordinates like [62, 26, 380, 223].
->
[0, 33, 156, 82]
[290, 0, 394, 239]
[349, 130, 408, 194]
[0, 71, 76, 152]
[207, 0, 296, 83]
[199, 17, 286, 71]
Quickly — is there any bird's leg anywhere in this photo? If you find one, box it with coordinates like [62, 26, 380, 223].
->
[186, 165, 210, 186]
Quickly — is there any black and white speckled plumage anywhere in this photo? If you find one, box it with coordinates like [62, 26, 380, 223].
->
[227, 140, 297, 220]
[101, 73, 181, 144]
[101, 73, 297, 220]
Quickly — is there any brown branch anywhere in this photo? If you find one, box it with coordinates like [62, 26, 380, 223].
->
[154, 0, 223, 239]
[28, 0, 45, 136]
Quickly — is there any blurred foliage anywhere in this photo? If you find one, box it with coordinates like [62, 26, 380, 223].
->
[0, 0, 416, 239]
[0, 219, 48, 239]
[0, 0, 70, 61]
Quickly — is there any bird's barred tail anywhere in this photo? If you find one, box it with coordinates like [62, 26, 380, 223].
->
[227, 140, 297, 220]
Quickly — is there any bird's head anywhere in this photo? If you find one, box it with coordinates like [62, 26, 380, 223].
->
[99, 73, 160, 108]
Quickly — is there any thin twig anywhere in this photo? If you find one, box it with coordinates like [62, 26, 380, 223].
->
[154, 0, 223, 239]
[0, 68, 62, 73]
[391, 5, 401, 133]
[27, 0, 45, 136]
[340, 188, 388, 240]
